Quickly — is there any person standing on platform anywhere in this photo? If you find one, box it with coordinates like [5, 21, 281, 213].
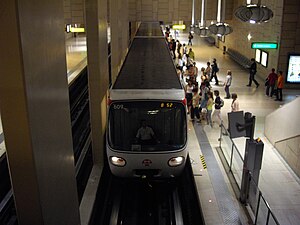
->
[188, 48, 195, 61]
[188, 32, 193, 46]
[212, 90, 223, 126]
[247, 58, 260, 88]
[206, 92, 214, 127]
[231, 93, 239, 112]
[205, 62, 212, 81]
[265, 68, 277, 97]
[176, 40, 182, 56]
[275, 71, 284, 101]
[190, 88, 201, 123]
[224, 70, 232, 99]
[171, 39, 176, 59]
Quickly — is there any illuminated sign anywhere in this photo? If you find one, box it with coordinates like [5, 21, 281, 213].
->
[160, 102, 174, 108]
[70, 27, 85, 33]
[251, 42, 278, 49]
[172, 24, 186, 30]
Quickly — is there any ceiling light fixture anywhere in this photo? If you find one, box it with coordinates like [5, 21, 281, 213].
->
[234, 1, 273, 23]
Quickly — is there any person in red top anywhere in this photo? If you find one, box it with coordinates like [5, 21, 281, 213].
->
[275, 71, 284, 101]
[266, 68, 278, 97]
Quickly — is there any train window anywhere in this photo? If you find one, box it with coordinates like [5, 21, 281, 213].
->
[108, 101, 187, 152]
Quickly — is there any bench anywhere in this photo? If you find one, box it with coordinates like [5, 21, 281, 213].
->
[205, 36, 215, 45]
[226, 48, 251, 69]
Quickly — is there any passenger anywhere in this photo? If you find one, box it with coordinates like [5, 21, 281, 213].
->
[176, 53, 184, 78]
[188, 32, 193, 46]
[188, 48, 195, 60]
[190, 88, 201, 123]
[193, 62, 199, 80]
[171, 39, 176, 59]
[210, 58, 219, 85]
[247, 58, 260, 88]
[205, 62, 212, 80]
[224, 70, 232, 99]
[265, 68, 277, 97]
[176, 40, 182, 55]
[136, 120, 158, 145]
[185, 80, 194, 114]
[199, 84, 209, 120]
[275, 71, 284, 101]
[231, 93, 240, 112]
[212, 90, 224, 126]
[182, 43, 188, 55]
[206, 92, 214, 127]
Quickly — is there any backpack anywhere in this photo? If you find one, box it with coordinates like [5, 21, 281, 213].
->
[215, 66, 219, 72]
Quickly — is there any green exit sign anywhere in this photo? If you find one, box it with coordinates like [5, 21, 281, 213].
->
[251, 42, 278, 49]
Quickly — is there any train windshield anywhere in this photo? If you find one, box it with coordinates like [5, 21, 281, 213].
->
[108, 101, 187, 152]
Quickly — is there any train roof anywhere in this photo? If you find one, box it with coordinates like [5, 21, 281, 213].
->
[113, 38, 182, 90]
[135, 22, 164, 37]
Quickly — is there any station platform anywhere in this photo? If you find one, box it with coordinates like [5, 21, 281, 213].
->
[1, 29, 300, 225]
[173, 31, 300, 225]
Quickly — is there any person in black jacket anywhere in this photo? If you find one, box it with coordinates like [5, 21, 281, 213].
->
[210, 58, 219, 85]
[247, 58, 260, 88]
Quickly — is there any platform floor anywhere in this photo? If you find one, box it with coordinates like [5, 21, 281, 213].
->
[1, 29, 300, 225]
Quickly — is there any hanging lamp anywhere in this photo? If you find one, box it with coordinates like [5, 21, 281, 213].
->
[208, 0, 233, 36]
[234, 0, 273, 23]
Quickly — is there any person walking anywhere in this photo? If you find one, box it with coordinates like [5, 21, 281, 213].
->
[247, 58, 259, 88]
[210, 58, 219, 85]
[231, 93, 240, 112]
[224, 70, 232, 99]
[275, 71, 284, 101]
[265, 68, 277, 97]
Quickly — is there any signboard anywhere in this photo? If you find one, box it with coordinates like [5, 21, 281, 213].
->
[172, 24, 186, 30]
[251, 42, 278, 49]
[286, 54, 300, 83]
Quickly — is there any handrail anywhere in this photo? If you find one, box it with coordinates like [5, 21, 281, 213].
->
[274, 134, 300, 144]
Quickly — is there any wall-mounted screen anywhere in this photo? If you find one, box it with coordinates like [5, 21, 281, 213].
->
[255, 49, 261, 62]
[287, 54, 300, 83]
[261, 51, 268, 67]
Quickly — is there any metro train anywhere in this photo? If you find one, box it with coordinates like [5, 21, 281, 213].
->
[106, 22, 188, 178]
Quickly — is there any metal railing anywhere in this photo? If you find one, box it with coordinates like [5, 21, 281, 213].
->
[218, 124, 280, 225]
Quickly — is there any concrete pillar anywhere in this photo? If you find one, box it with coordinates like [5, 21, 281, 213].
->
[110, 0, 119, 83]
[0, 1, 80, 225]
[85, 0, 109, 166]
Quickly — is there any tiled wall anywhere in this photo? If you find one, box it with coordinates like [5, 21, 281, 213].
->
[64, 0, 85, 25]
[128, 0, 194, 24]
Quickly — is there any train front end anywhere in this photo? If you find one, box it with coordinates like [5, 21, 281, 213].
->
[106, 95, 188, 178]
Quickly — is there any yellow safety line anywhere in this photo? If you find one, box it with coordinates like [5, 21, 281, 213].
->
[200, 155, 207, 169]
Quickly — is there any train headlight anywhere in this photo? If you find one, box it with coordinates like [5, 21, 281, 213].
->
[110, 156, 126, 167]
[168, 156, 184, 167]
